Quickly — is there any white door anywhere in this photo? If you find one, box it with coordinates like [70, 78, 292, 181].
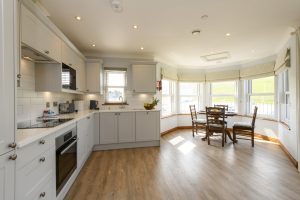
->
[118, 112, 135, 143]
[100, 113, 118, 144]
[136, 112, 159, 142]
[0, 0, 16, 155]
[0, 151, 16, 200]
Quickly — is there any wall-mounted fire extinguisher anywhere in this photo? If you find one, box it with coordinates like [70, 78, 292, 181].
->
[156, 80, 162, 91]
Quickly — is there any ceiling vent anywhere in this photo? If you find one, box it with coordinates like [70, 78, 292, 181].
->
[111, 0, 123, 13]
[201, 52, 230, 62]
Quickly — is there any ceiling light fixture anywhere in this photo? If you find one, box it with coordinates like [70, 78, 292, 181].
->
[226, 33, 231, 36]
[192, 30, 201, 36]
[75, 16, 81, 21]
[140, 47, 144, 50]
[91, 44, 96, 47]
[133, 25, 138, 29]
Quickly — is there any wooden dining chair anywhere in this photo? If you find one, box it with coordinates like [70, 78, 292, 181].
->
[214, 104, 229, 111]
[206, 107, 226, 147]
[232, 106, 258, 147]
[189, 105, 206, 137]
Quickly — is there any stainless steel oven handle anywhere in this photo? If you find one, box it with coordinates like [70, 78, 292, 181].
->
[60, 138, 77, 155]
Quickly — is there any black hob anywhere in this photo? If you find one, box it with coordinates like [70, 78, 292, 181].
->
[18, 118, 74, 129]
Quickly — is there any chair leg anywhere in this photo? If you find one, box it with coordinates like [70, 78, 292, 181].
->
[207, 132, 210, 145]
[233, 128, 236, 144]
[222, 132, 224, 147]
[251, 131, 254, 147]
[192, 123, 195, 137]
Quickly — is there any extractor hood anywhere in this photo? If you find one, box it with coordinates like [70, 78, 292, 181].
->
[21, 45, 58, 63]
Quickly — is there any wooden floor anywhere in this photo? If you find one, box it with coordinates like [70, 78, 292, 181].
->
[65, 130, 300, 200]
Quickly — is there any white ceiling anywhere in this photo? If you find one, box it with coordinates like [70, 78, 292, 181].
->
[40, 0, 300, 69]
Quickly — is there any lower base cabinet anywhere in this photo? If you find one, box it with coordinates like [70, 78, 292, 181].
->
[136, 111, 160, 142]
[0, 151, 16, 200]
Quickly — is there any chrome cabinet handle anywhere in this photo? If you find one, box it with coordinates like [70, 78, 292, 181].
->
[44, 50, 49, 54]
[8, 142, 17, 149]
[9, 154, 17, 160]
[39, 157, 46, 162]
[39, 192, 46, 198]
[39, 139, 46, 144]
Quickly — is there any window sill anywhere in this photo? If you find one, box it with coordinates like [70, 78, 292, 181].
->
[102, 103, 129, 106]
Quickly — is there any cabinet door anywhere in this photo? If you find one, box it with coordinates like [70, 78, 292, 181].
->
[86, 62, 100, 93]
[87, 114, 94, 152]
[136, 112, 160, 142]
[21, 6, 61, 63]
[61, 42, 75, 66]
[0, 151, 16, 200]
[100, 113, 118, 144]
[118, 112, 135, 143]
[77, 118, 88, 166]
[0, 0, 15, 155]
[76, 57, 86, 92]
[132, 65, 156, 93]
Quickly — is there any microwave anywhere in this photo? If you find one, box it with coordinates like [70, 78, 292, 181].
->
[62, 63, 76, 90]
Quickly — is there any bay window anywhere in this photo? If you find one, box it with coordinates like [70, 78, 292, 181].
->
[247, 76, 275, 117]
[210, 81, 237, 112]
[178, 82, 203, 113]
[162, 79, 176, 116]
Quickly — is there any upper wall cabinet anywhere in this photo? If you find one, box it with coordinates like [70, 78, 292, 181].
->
[132, 64, 156, 93]
[86, 59, 104, 94]
[61, 42, 86, 92]
[21, 5, 61, 63]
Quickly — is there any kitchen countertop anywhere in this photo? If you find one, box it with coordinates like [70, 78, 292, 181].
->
[16, 109, 160, 148]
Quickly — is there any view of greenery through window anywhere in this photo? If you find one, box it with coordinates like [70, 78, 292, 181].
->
[211, 81, 236, 111]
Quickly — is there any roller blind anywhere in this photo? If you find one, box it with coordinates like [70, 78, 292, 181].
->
[178, 70, 205, 82]
[274, 48, 291, 75]
[161, 67, 178, 80]
[205, 70, 240, 82]
[240, 61, 275, 80]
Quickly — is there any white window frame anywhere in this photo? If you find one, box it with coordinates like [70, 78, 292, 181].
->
[279, 70, 290, 124]
[104, 68, 127, 104]
[178, 82, 204, 114]
[246, 76, 275, 118]
[210, 80, 238, 112]
[162, 79, 176, 117]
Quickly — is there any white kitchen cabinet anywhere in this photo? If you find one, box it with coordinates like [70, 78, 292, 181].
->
[76, 56, 86, 92]
[118, 112, 136, 143]
[0, 152, 16, 200]
[94, 113, 100, 145]
[87, 114, 95, 151]
[21, 5, 61, 63]
[100, 113, 118, 144]
[132, 64, 156, 93]
[136, 111, 160, 142]
[86, 59, 104, 94]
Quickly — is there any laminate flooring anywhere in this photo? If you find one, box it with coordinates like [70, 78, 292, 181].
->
[64, 130, 300, 200]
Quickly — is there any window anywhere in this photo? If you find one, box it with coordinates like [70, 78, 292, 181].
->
[104, 68, 127, 104]
[279, 70, 290, 123]
[210, 81, 237, 112]
[178, 82, 203, 113]
[162, 79, 176, 116]
[247, 76, 275, 117]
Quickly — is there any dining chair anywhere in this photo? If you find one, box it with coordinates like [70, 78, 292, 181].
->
[214, 104, 229, 111]
[205, 107, 226, 147]
[232, 106, 258, 147]
[189, 105, 206, 137]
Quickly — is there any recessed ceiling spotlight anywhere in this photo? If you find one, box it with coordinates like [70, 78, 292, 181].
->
[133, 25, 138, 29]
[91, 44, 96, 47]
[140, 46, 144, 50]
[201, 15, 208, 20]
[192, 30, 201, 36]
[226, 33, 231, 36]
[75, 16, 81, 21]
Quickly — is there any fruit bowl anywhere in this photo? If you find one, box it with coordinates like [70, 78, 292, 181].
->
[144, 103, 154, 110]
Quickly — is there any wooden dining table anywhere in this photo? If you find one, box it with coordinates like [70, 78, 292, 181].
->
[197, 111, 238, 142]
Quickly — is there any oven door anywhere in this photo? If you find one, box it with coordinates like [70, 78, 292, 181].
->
[56, 136, 77, 195]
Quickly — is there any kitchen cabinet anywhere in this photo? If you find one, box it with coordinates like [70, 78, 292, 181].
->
[0, 152, 16, 200]
[118, 112, 136, 143]
[0, 0, 17, 156]
[61, 42, 86, 92]
[132, 64, 156, 93]
[21, 5, 61, 63]
[86, 59, 104, 94]
[99, 113, 118, 144]
[77, 114, 94, 168]
[136, 111, 160, 141]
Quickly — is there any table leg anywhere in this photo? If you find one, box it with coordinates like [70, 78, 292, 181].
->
[226, 129, 234, 142]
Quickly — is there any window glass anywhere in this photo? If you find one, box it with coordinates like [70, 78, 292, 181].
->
[162, 80, 170, 95]
[179, 96, 199, 113]
[249, 95, 274, 116]
[251, 76, 274, 93]
[104, 69, 127, 103]
[211, 81, 237, 112]
[178, 82, 203, 113]
[211, 81, 235, 95]
[179, 82, 198, 95]
[162, 80, 176, 116]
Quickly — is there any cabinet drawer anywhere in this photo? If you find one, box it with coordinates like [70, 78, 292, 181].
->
[17, 134, 54, 169]
[16, 148, 55, 200]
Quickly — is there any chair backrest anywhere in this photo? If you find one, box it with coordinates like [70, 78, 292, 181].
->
[189, 105, 197, 121]
[251, 106, 258, 128]
[206, 107, 225, 128]
[214, 104, 229, 111]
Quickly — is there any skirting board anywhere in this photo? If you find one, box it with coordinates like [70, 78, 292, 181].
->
[93, 140, 160, 151]
[161, 127, 298, 169]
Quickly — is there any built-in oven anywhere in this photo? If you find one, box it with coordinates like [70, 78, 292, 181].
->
[62, 63, 76, 90]
[56, 126, 77, 195]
